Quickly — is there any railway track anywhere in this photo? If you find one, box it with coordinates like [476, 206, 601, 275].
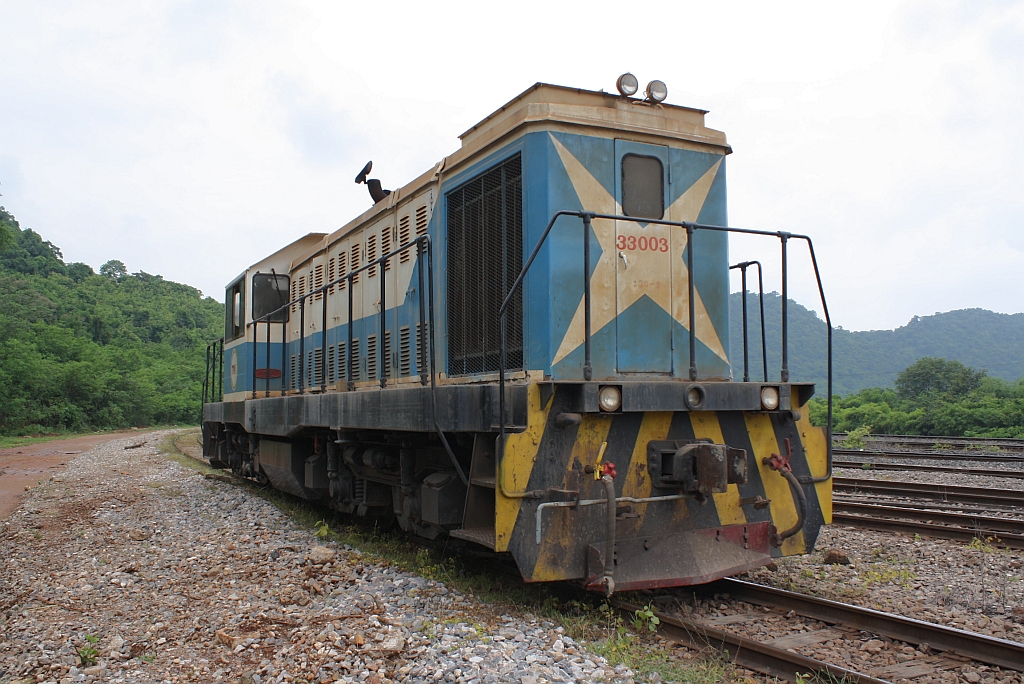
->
[834, 448, 1024, 463]
[612, 579, 1024, 682]
[833, 478, 1024, 506]
[833, 499, 1024, 549]
[835, 459, 1024, 478]
[833, 434, 1024, 453]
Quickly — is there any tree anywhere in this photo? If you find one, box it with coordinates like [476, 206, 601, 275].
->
[100, 260, 127, 281]
[0, 207, 17, 254]
[895, 357, 985, 401]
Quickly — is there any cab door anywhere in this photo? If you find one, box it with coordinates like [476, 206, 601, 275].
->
[614, 140, 672, 373]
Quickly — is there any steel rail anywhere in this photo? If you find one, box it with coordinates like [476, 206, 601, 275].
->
[836, 460, 1024, 478]
[834, 499, 1024, 533]
[611, 598, 890, 684]
[835, 435, 1024, 452]
[832, 511, 1024, 549]
[834, 478, 1024, 506]
[834, 449, 1024, 463]
[709, 579, 1024, 671]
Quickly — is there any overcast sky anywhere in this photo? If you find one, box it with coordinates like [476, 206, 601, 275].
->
[1, 0, 1021, 331]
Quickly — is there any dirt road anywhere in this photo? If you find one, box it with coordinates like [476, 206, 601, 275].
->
[0, 431, 151, 519]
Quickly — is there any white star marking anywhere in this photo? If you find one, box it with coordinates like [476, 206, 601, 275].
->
[549, 133, 729, 367]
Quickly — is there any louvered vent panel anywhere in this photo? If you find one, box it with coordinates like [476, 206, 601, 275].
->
[382, 228, 392, 271]
[291, 279, 298, 314]
[290, 354, 299, 390]
[366, 335, 377, 379]
[399, 326, 411, 377]
[327, 344, 335, 383]
[307, 348, 323, 387]
[350, 339, 360, 382]
[367, 234, 378, 278]
[445, 154, 523, 375]
[383, 330, 392, 378]
[415, 205, 428, 235]
[327, 257, 336, 295]
[399, 215, 411, 263]
[335, 342, 347, 383]
[298, 275, 306, 310]
[313, 264, 324, 300]
[415, 322, 426, 375]
[350, 244, 361, 284]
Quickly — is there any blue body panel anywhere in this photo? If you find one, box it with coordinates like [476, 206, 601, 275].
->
[230, 127, 734, 396]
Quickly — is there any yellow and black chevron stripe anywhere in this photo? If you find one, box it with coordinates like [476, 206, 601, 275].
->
[497, 384, 830, 586]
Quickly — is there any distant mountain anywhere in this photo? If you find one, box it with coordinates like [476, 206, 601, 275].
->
[727, 292, 1024, 395]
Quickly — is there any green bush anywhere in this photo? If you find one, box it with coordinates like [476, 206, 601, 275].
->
[811, 357, 1024, 438]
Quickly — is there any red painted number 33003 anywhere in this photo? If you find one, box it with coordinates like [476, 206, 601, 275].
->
[616, 235, 669, 252]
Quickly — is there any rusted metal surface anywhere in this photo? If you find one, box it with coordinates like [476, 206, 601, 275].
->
[711, 579, 1024, 671]
[610, 598, 891, 684]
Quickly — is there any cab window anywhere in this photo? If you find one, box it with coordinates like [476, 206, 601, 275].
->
[622, 154, 664, 219]
[252, 273, 290, 323]
[225, 278, 245, 340]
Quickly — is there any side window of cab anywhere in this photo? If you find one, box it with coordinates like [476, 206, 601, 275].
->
[225, 278, 245, 341]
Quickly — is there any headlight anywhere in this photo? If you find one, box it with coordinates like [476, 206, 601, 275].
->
[685, 385, 705, 409]
[616, 73, 639, 97]
[598, 385, 622, 412]
[645, 80, 668, 103]
[760, 386, 780, 411]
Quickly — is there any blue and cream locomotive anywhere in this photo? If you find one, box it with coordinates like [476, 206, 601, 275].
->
[202, 76, 833, 593]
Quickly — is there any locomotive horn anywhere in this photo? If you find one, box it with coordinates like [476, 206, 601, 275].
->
[354, 160, 391, 204]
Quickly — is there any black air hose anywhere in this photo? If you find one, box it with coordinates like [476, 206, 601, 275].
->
[775, 468, 807, 544]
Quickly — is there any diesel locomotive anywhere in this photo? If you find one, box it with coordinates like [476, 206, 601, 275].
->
[202, 76, 834, 594]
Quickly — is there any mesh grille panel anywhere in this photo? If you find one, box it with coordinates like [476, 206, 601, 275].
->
[445, 154, 523, 375]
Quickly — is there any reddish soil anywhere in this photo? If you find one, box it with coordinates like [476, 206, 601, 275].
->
[0, 432, 147, 519]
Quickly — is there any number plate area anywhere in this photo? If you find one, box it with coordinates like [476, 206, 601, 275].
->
[615, 221, 673, 373]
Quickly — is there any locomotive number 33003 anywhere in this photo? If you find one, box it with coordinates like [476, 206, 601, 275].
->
[615, 235, 669, 252]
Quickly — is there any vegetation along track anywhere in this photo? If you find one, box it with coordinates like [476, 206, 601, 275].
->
[613, 579, 1024, 682]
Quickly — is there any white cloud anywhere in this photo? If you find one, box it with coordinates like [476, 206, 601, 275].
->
[0, 0, 1021, 330]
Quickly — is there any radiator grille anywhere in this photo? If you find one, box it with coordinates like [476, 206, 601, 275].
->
[445, 153, 523, 375]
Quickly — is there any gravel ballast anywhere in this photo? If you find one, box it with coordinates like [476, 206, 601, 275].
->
[0, 432, 637, 684]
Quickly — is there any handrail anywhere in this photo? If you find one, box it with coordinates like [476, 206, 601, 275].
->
[245, 235, 468, 486]
[497, 211, 833, 499]
[729, 260, 767, 383]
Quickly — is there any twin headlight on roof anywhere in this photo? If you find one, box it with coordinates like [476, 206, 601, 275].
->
[615, 73, 668, 103]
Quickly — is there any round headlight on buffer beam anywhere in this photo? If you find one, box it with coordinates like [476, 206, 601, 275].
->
[645, 80, 668, 103]
[616, 73, 639, 97]
[685, 385, 705, 409]
[760, 386, 780, 411]
[598, 385, 622, 412]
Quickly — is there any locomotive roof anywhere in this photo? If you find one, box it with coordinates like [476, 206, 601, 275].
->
[294, 82, 730, 269]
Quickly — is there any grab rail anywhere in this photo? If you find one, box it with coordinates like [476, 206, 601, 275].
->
[497, 211, 834, 498]
[246, 234, 468, 485]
